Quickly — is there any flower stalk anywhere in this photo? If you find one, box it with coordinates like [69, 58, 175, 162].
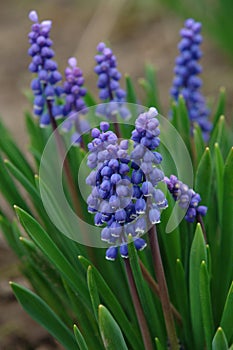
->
[124, 258, 153, 350]
[148, 225, 179, 350]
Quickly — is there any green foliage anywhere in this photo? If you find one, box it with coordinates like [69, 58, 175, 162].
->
[0, 23, 232, 350]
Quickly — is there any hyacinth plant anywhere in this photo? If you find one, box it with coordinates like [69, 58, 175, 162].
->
[0, 11, 232, 350]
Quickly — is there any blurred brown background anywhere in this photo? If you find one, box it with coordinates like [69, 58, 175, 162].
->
[0, 0, 233, 348]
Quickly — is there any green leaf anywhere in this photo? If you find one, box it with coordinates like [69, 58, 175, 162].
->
[11, 282, 77, 350]
[155, 337, 166, 350]
[74, 325, 89, 350]
[199, 261, 214, 350]
[0, 119, 34, 182]
[210, 115, 228, 156]
[213, 87, 226, 128]
[171, 95, 191, 154]
[193, 123, 205, 167]
[175, 259, 191, 345]
[139, 64, 160, 108]
[125, 74, 137, 104]
[220, 282, 233, 343]
[0, 216, 25, 258]
[214, 143, 224, 221]
[15, 206, 89, 305]
[98, 305, 128, 350]
[219, 148, 233, 309]
[212, 327, 228, 350]
[0, 155, 30, 212]
[127, 235, 165, 342]
[78, 256, 142, 350]
[84, 91, 97, 106]
[87, 265, 100, 321]
[195, 147, 212, 205]
[189, 223, 207, 350]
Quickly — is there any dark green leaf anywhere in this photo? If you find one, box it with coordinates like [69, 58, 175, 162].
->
[11, 282, 77, 350]
[125, 74, 137, 104]
[213, 87, 226, 128]
[220, 282, 233, 343]
[189, 223, 207, 350]
[195, 147, 212, 205]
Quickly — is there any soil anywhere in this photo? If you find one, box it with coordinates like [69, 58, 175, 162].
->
[1, 1, 233, 349]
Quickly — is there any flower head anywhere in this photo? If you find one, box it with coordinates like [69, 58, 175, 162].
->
[94, 42, 130, 120]
[170, 18, 212, 140]
[164, 175, 207, 222]
[61, 57, 90, 146]
[86, 108, 167, 260]
[28, 10, 63, 127]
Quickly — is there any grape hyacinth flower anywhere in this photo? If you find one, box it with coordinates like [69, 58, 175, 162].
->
[86, 108, 167, 260]
[62, 57, 89, 146]
[170, 18, 212, 140]
[28, 10, 63, 127]
[164, 175, 207, 223]
[94, 42, 130, 121]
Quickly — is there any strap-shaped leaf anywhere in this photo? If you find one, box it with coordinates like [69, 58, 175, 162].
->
[73, 325, 88, 350]
[212, 87, 226, 129]
[98, 305, 128, 350]
[87, 265, 100, 321]
[195, 147, 212, 205]
[11, 282, 77, 350]
[220, 282, 233, 343]
[219, 148, 233, 308]
[214, 143, 224, 221]
[125, 74, 137, 104]
[193, 123, 205, 167]
[155, 337, 166, 350]
[189, 223, 207, 350]
[199, 261, 214, 350]
[0, 119, 34, 182]
[78, 256, 142, 350]
[15, 206, 89, 305]
[212, 327, 228, 350]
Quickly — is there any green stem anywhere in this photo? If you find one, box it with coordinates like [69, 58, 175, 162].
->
[148, 225, 179, 350]
[139, 260, 182, 326]
[124, 259, 153, 350]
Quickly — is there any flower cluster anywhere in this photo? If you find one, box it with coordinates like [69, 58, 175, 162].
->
[62, 57, 89, 145]
[28, 11, 63, 127]
[86, 108, 167, 260]
[94, 42, 130, 120]
[164, 175, 207, 222]
[170, 18, 212, 140]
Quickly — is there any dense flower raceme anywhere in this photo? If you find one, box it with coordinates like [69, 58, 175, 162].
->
[164, 175, 207, 222]
[170, 18, 212, 140]
[61, 57, 90, 145]
[28, 11, 63, 127]
[86, 107, 168, 260]
[94, 42, 130, 120]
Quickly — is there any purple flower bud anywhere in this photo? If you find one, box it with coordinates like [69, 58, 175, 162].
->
[134, 238, 147, 251]
[120, 244, 128, 258]
[29, 10, 38, 22]
[106, 246, 118, 260]
[149, 208, 161, 224]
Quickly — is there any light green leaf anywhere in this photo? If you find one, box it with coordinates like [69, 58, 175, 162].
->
[74, 324, 89, 350]
[220, 282, 233, 343]
[139, 64, 160, 108]
[11, 282, 77, 350]
[189, 223, 207, 350]
[87, 265, 100, 321]
[199, 261, 214, 350]
[98, 305, 128, 350]
[212, 327, 228, 350]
